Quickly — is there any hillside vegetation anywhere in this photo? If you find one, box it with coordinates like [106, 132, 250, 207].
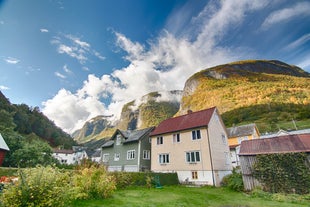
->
[0, 91, 77, 167]
[180, 60, 310, 133]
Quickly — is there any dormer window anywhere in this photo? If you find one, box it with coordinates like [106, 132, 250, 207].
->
[116, 135, 122, 145]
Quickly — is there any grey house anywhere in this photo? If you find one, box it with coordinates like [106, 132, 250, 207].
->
[101, 127, 154, 172]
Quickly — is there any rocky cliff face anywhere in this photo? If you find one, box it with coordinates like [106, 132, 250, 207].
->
[73, 90, 182, 142]
[72, 115, 113, 142]
[178, 59, 310, 116]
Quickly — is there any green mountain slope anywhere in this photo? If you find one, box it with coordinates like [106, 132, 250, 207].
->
[0, 91, 76, 148]
[179, 60, 310, 133]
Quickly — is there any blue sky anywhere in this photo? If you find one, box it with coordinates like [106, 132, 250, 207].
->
[1, 0, 310, 133]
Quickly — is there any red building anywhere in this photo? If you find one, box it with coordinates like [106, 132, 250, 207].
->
[0, 133, 10, 166]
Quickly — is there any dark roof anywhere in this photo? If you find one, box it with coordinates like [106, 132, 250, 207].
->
[101, 140, 114, 148]
[227, 123, 258, 138]
[122, 127, 154, 143]
[150, 107, 217, 136]
[53, 149, 74, 154]
[102, 127, 154, 148]
[239, 133, 310, 155]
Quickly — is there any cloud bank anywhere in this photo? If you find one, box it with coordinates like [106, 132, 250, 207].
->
[43, 0, 288, 134]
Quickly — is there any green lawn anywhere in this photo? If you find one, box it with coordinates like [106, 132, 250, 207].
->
[70, 186, 309, 207]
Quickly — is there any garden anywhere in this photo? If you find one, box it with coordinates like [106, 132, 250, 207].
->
[0, 163, 309, 207]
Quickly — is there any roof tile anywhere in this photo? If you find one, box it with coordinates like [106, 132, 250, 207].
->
[150, 107, 216, 136]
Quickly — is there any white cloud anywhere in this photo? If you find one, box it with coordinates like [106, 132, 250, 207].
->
[4, 57, 20, 64]
[285, 33, 310, 50]
[43, 0, 270, 134]
[40, 28, 49, 33]
[55, 71, 66, 79]
[52, 34, 105, 64]
[0, 85, 9, 90]
[262, 2, 310, 29]
[63, 65, 72, 74]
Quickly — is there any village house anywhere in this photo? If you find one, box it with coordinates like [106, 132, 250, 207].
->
[52, 146, 88, 165]
[239, 133, 310, 191]
[150, 107, 232, 186]
[0, 133, 10, 166]
[227, 123, 260, 167]
[101, 127, 154, 172]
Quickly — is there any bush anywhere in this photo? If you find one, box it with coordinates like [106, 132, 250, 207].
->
[0, 166, 73, 207]
[253, 152, 310, 194]
[72, 165, 116, 199]
[109, 172, 179, 189]
[221, 168, 244, 192]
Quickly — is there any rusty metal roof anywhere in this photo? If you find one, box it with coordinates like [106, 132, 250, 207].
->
[150, 107, 216, 136]
[239, 133, 310, 155]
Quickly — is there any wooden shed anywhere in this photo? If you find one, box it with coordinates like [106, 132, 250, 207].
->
[0, 133, 10, 166]
[239, 133, 310, 191]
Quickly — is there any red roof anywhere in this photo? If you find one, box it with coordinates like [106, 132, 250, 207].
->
[239, 133, 310, 155]
[150, 107, 217, 136]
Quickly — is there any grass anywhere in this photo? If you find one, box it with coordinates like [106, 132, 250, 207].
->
[70, 185, 309, 207]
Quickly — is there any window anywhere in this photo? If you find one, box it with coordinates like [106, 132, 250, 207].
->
[159, 154, 170, 164]
[186, 151, 201, 163]
[116, 135, 121, 145]
[114, 153, 120, 161]
[222, 134, 227, 144]
[173, 133, 180, 143]
[192, 130, 201, 140]
[102, 153, 109, 162]
[143, 150, 150, 160]
[127, 150, 135, 160]
[157, 136, 163, 145]
[192, 171, 198, 179]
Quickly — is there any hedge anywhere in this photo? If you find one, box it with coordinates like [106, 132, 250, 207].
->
[109, 172, 179, 189]
[253, 152, 310, 194]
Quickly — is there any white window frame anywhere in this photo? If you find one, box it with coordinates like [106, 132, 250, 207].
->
[186, 151, 201, 163]
[143, 150, 150, 160]
[116, 135, 122, 145]
[127, 150, 135, 160]
[173, 133, 180, 143]
[102, 153, 110, 162]
[192, 130, 201, 140]
[157, 136, 163, 145]
[159, 153, 170, 164]
[114, 153, 120, 161]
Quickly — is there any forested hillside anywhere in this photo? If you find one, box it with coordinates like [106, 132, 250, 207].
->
[179, 60, 310, 133]
[0, 91, 77, 167]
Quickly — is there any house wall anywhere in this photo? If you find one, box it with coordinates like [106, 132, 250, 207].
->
[151, 110, 232, 186]
[228, 127, 260, 147]
[101, 133, 152, 172]
[139, 135, 151, 171]
[0, 150, 6, 166]
[53, 153, 76, 165]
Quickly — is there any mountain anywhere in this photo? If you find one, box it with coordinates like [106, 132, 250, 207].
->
[0, 91, 77, 149]
[73, 90, 182, 143]
[179, 60, 310, 133]
[72, 115, 114, 143]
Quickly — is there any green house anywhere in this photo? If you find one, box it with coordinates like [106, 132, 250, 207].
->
[101, 127, 154, 172]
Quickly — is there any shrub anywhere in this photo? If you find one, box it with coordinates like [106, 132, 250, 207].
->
[109, 172, 179, 189]
[221, 168, 244, 192]
[0, 166, 73, 207]
[72, 165, 116, 200]
[253, 152, 310, 194]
